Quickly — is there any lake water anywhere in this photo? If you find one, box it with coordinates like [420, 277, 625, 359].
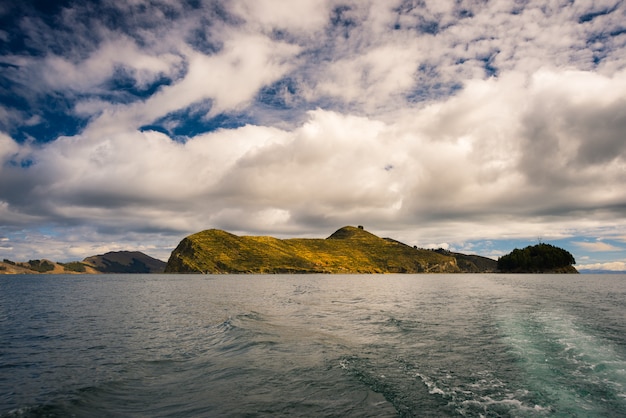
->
[1, 274, 625, 417]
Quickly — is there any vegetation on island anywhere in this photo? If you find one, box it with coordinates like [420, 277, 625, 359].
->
[59, 261, 89, 273]
[165, 226, 493, 274]
[497, 243, 578, 273]
[26, 259, 56, 273]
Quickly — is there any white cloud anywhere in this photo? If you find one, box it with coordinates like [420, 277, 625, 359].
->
[574, 241, 622, 252]
[0, 132, 19, 160]
[42, 36, 184, 91]
[5, 67, 626, 243]
[288, 2, 562, 114]
[576, 261, 626, 271]
[315, 41, 423, 109]
[229, 0, 331, 34]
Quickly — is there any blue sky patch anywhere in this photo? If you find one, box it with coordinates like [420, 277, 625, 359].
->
[140, 103, 255, 141]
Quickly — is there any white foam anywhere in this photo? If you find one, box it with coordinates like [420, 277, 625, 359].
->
[414, 372, 446, 396]
[499, 308, 626, 414]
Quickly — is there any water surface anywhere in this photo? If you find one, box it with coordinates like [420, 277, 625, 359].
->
[1, 274, 625, 416]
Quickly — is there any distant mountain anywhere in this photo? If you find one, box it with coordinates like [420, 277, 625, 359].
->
[165, 226, 492, 274]
[83, 251, 166, 273]
[0, 259, 100, 274]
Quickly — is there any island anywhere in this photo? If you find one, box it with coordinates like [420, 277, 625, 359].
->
[164, 225, 497, 274]
[497, 243, 578, 273]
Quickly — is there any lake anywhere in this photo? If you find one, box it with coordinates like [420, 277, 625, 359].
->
[1, 274, 625, 417]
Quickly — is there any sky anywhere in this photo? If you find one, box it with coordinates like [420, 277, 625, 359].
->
[1, 0, 626, 270]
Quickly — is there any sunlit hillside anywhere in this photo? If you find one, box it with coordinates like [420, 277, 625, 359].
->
[165, 226, 464, 274]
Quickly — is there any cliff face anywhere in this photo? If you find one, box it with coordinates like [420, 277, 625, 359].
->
[165, 226, 461, 274]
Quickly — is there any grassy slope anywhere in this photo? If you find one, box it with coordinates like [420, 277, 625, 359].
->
[165, 226, 460, 274]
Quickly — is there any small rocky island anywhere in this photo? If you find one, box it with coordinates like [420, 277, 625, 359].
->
[164, 226, 497, 274]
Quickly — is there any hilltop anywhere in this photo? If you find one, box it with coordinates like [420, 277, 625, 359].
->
[165, 226, 493, 274]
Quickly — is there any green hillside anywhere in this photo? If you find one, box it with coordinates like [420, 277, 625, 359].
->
[165, 226, 461, 274]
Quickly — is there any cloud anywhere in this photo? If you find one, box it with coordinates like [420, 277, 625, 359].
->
[229, 0, 331, 34]
[0, 132, 19, 159]
[5, 0, 626, 135]
[314, 41, 424, 110]
[41, 36, 184, 92]
[4, 66, 626, 244]
[576, 261, 626, 271]
[574, 241, 623, 252]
